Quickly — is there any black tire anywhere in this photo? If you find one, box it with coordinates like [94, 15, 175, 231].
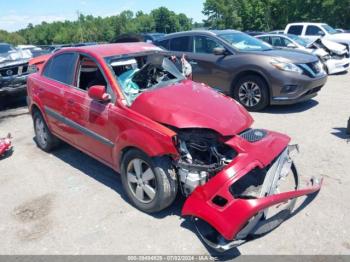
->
[121, 149, 178, 213]
[33, 111, 59, 152]
[233, 75, 269, 111]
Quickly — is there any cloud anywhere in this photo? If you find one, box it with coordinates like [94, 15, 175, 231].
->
[0, 14, 75, 32]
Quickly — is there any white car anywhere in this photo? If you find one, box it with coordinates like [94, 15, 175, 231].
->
[257, 33, 350, 74]
[284, 23, 350, 49]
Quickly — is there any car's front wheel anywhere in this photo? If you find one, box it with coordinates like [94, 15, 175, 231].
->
[121, 149, 178, 213]
[233, 75, 269, 111]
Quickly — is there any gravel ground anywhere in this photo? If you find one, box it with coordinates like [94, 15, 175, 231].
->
[0, 72, 349, 258]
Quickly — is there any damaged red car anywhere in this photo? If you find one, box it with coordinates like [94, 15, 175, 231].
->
[27, 43, 322, 252]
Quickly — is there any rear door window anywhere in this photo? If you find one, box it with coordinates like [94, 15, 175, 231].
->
[287, 25, 303, 35]
[169, 36, 191, 52]
[43, 53, 77, 85]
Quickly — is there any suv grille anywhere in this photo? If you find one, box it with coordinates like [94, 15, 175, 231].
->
[240, 129, 267, 143]
[299, 61, 322, 77]
[0, 64, 28, 77]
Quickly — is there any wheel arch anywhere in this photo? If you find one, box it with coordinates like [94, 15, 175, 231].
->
[231, 70, 271, 98]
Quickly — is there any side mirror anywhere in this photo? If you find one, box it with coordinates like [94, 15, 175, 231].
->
[287, 43, 297, 48]
[318, 31, 325, 36]
[88, 85, 111, 103]
[213, 47, 228, 56]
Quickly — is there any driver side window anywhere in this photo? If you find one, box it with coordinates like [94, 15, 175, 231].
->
[306, 26, 325, 36]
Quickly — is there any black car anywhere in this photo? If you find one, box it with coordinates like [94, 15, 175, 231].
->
[156, 30, 328, 111]
[0, 43, 33, 97]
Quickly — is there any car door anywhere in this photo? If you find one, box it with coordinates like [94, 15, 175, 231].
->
[40, 52, 78, 140]
[304, 25, 326, 42]
[187, 35, 233, 91]
[63, 53, 115, 165]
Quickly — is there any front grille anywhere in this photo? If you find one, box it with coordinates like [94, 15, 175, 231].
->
[0, 64, 28, 77]
[240, 129, 267, 143]
[299, 61, 322, 77]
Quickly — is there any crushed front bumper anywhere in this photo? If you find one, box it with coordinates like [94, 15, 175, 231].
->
[325, 57, 350, 74]
[0, 74, 28, 97]
[182, 132, 322, 252]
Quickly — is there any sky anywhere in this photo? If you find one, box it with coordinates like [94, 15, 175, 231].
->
[0, 0, 206, 32]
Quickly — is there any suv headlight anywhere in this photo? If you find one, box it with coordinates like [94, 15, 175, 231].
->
[271, 60, 303, 74]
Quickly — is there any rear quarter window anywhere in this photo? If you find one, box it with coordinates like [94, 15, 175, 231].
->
[43, 53, 77, 85]
[287, 25, 303, 35]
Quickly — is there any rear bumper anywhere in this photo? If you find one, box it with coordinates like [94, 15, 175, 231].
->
[0, 74, 28, 96]
[181, 133, 322, 250]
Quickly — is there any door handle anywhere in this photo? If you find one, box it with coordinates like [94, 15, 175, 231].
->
[189, 61, 198, 65]
[67, 99, 74, 105]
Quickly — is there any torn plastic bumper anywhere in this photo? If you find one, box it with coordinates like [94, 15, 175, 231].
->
[0, 133, 12, 158]
[182, 135, 322, 252]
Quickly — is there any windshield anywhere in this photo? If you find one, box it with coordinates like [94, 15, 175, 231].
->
[287, 34, 310, 47]
[322, 24, 338, 34]
[107, 53, 185, 103]
[0, 44, 13, 54]
[219, 32, 272, 51]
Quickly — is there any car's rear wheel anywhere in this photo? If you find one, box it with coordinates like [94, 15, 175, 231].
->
[33, 111, 59, 152]
[121, 149, 178, 213]
[233, 75, 269, 111]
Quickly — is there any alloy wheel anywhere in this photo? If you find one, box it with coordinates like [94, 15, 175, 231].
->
[126, 159, 157, 203]
[35, 117, 48, 147]
[238, 81, 262, 107]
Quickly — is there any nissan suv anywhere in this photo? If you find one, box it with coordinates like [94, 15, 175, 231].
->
[156, 30, 328, 111]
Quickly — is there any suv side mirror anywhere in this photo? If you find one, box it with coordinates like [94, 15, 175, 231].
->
[213, 47, 228, 56]
[318, 31, 325, 36]
[287, 43, 297, 48]
[88, 85, 111, 103]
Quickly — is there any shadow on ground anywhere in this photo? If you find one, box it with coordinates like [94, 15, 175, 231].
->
[0, 96, 27, 111]
[331, 127, 350, 141]
[260, 99, 318, 114]
[45, 140, 320, 260]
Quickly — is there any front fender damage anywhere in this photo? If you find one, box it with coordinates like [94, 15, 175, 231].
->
[181, 134, 322, 252]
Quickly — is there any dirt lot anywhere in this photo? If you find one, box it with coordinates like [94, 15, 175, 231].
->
[0, 72, 349, 257]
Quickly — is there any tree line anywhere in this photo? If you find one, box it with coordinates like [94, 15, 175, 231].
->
[1, 1, 350, 45]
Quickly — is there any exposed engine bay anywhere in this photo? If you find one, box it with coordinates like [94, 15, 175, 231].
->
[108, 53, 186, 104]
[171, 128, 237, 196]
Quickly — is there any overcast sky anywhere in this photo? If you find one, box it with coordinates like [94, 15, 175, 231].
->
[0, 0, 206, 32]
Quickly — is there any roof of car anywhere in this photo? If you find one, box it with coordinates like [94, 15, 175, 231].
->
[58, 42, 163, 57]
[287, 22, 327, 26]
[163, 29, 241, 39]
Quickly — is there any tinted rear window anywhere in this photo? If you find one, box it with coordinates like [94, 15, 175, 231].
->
[287, 25, 303, 35]
[43, 53, 77, 85]
[170, 36, 191, 52]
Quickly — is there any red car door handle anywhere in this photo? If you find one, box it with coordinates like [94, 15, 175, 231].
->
[67, 99, 74, 105]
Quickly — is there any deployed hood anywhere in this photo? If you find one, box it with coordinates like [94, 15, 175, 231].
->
[247, 49, 318, 64]
[130, 80, 253, 136]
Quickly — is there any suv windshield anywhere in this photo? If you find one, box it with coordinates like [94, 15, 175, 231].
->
[322, 24, 338, 35]
[219, 32, 272, 51]
[107, 53, 185, 103]
[0, 44, 13, 54]
[287, 34, 310, 47]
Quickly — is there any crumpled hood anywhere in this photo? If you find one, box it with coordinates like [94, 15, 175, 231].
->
[130, 80, 253, 136]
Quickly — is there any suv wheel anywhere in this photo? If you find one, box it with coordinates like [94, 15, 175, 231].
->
[233, 75, 269, 111]
[33, 111, 59, 152]
[121, 149, 178, 213]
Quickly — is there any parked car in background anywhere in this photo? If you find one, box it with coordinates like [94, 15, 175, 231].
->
[16, 45, 44, 58]
[269, 30, 284, 34]
[156, 30, 327, 111]
[336, 28, 350, 33]
[0, 43, 34, 97]
[244, 31, 267, 36]
[256, 33, 350, 74]
[285, 23, 350, 49]
[113, 33, 165, 43]
[26, 43, 322, 252]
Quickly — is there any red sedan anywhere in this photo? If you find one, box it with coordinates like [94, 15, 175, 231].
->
[27, 43, 322, 252]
